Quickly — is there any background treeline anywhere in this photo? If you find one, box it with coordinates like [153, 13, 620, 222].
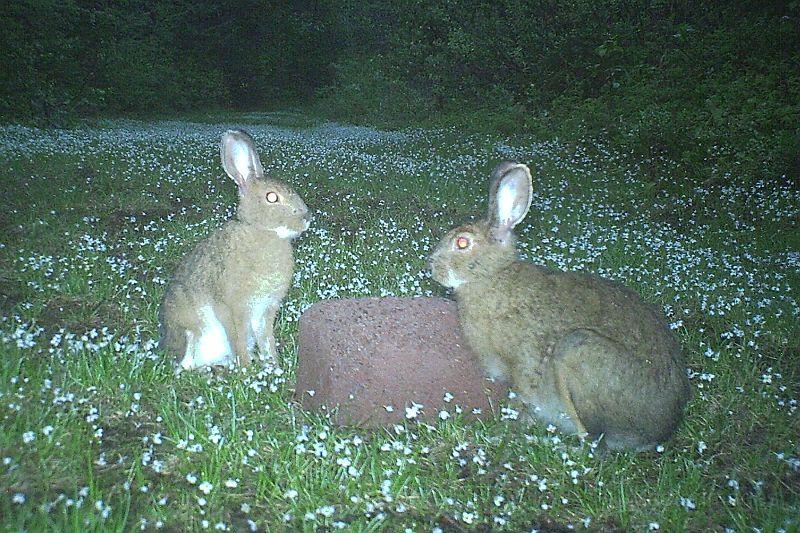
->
[2, 0, 798, 180]
[0, 0, 337, 119]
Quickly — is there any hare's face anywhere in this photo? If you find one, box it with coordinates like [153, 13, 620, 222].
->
[429, 221, 516, 290]
[240, 179, 311, 238]
[430, 161, 532, 291]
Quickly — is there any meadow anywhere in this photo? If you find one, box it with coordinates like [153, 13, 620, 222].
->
[0, 112, 797, 531]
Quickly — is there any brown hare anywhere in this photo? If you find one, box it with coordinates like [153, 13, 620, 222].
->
[429, 161, 689, 450]
[159, 129, 311, 371]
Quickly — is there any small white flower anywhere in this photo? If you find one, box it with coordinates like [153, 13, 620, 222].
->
[285, 489, 298, 500]
[12, 493, 25, 504]
[186, 473, 198, 484]
[224, 479, 238, 488]
[680, 496, 696, 510]
[500, 406, 519, 420]
[22, 431, 36, 444]
[198, 481, 213, 494]
[405, 402, 423, 419]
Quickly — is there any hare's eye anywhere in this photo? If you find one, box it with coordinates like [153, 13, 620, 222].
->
[455, 236, 471, 250]
[265, 191, 279, 203]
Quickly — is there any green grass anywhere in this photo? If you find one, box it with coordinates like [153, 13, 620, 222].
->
[0, 113, 798, 531]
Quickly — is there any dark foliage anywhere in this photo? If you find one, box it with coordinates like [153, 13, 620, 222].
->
[0, 0, 339, 122]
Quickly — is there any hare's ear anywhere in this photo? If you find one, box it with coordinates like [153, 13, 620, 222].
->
[488, 162, 532, 243]
[487, 161, 524, 219]
[220, 129, 264, 194]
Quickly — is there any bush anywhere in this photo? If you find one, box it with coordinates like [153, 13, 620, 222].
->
[314, 55, 435, 127]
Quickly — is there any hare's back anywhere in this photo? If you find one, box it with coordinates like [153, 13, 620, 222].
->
[499, 262, 677, 355]
[166, 227, 235, 293]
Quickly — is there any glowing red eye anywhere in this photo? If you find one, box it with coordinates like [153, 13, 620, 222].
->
[455, 236, 470, 250]
[266, 191, 279, 203]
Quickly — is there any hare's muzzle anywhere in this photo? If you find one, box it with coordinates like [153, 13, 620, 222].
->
[426, 253, 439, 280]
[302, 211, 313, 230]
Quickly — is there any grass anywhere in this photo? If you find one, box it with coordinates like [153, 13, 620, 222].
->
[0, 113, 798, 532]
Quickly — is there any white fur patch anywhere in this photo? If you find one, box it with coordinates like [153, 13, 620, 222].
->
[443, 269, 465, 289]
[483, 358, 509, 382]
[179, 305, 232, 369]
[274, 226, 299, 239]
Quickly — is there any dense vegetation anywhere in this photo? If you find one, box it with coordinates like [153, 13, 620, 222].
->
[3, 1, 798, 185]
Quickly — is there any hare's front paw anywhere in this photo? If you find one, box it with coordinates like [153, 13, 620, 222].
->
[482, 355, 510, 382]
[257, 334, 278, 364]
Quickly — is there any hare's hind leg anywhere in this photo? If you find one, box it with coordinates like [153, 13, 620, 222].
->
[515, 356, 586, 435]
[184, 305, 234, 368]
[553, 329, 651, 449]
[553, 368, 589, 439]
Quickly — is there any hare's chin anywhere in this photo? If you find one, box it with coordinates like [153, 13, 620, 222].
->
[273, 226, 301, 239]
[441, 269, 466, 289]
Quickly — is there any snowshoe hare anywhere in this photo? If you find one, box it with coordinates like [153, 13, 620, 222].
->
[429, 161, 689, 450]
[159, 129, 311, 371]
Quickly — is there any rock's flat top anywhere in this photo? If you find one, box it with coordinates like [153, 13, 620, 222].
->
[295, 297, 507, 427]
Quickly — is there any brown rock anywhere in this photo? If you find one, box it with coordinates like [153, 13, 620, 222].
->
[295, 296, 507, 427]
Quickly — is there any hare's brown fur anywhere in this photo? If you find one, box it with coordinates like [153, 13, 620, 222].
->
[430, 163, 689, 450]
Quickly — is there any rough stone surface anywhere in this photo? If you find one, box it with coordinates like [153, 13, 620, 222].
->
[295, 297, 507, 427]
